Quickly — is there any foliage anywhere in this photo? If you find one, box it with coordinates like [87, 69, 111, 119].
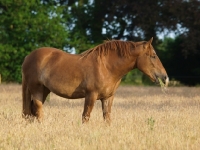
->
[0, 0, 69, 82]
[65, 0, 200, 85]
[1, 0, 200, 84]
[122, 69, 143, 85]
[64, 0, 112, 53]
[157, 37, 200, 86]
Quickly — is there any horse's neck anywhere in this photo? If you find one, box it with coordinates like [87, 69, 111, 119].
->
[103, 55, 137, 78]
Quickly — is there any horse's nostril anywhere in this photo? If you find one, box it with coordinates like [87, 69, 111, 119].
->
[163, 75, 168, 81]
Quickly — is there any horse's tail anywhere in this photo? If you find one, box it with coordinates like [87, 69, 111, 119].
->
[22, 74, 32, 118]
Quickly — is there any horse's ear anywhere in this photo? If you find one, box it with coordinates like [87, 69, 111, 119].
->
[149, 37, 153, 44]
[144, 37, 153, 49]
[142, 37, 153, 56]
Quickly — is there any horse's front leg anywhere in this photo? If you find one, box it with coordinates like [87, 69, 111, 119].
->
[101, 95, 114, 125]
[82, 92, 98, 123]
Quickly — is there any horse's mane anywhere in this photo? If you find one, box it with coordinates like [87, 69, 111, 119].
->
[80, 40, 144, 58]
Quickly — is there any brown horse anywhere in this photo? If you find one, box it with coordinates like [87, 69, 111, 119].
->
[22, 38, 168, 123]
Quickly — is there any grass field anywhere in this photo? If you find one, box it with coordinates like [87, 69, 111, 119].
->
[0, 84, 200, 150]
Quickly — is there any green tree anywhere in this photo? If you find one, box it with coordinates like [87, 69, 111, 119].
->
[1, 0, 200, 84]
[64, 0, 200, 85]
[0, 0, 69, 82]
[157, 37, 200, 86]
[63, 0, 112, 53]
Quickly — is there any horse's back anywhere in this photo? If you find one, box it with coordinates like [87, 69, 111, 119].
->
[23, 47, 72, 65]
[23, 47, 80, 71]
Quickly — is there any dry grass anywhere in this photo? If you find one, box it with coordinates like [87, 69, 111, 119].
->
[0, 84, 200, 150]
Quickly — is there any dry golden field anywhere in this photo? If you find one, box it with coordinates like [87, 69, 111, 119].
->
[0, 83, 200, 150]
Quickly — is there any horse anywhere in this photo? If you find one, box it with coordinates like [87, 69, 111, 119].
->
[22, 37, 168, 124]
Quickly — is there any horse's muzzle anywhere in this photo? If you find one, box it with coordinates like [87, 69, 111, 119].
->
[155, 75, 169, 87]
[160, 75, 169, 87]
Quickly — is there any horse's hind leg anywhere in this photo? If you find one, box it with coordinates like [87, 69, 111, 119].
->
[31, 85, 48, 122]
[31, 98, 43, 122]
[42, 86, 50, 103]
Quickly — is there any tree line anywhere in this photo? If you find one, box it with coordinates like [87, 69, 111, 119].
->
[0, 0, 200, 85]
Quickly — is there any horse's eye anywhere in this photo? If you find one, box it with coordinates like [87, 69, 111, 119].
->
[151, 55, 156, 59]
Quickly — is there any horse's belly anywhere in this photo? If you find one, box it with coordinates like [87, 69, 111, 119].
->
[42, 70, 86, 99]
[47, 83, 86, 99]
[55, 91, 85, 99]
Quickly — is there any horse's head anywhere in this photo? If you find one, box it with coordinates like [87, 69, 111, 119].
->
[136, 38, 169, 86]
